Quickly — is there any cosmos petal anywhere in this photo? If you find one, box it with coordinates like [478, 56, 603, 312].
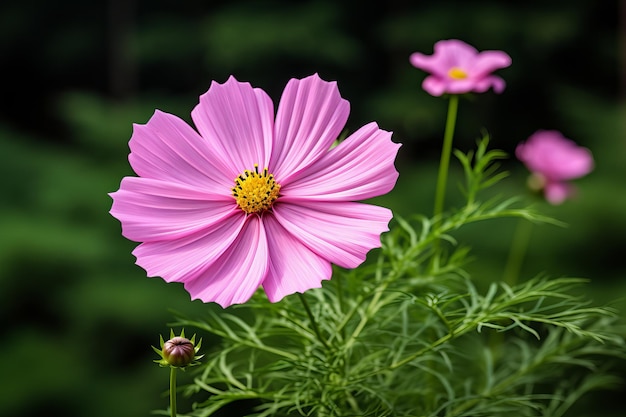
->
[262, 215, 332, 303]
[410, 39, 478, 77]
[410, 51, 450, 78]
[128, 110, 232, 191]
[516, 130, 594, 181]
[191, 76, 274, 177]
[472, 76, 507, 94]
[271, 74, 350, 182]
[470, 51, 512, 76]
[421, 76, 448, 97]
[110, 177, 236, 242]
[553, 152, 594, 180]
[273, 201, 391, 269]
[422, 76, 478, 96]
[544, 182, 572, 205]
[435, 39, 480, 65]
[132, 214, 246, 284]
[280, 122, 400, 201]
[183, 215, 269, 307]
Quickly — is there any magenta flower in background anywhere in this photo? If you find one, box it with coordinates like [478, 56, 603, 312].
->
[409, 39, 512, 96]
[516, 130, 594, 205]
[109, 74, 400, 307]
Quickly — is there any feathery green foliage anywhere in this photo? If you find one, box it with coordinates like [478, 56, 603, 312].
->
[160, 138, 624, 416]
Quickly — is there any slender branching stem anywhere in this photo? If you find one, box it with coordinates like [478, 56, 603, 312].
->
[389, 322, 472, 371]
[335, 274, 346, 341]
[298, 292, 330, 350]
[170, 367, 177, 417]
[433, 95, 460, 221]
[503, 219, 534, 286]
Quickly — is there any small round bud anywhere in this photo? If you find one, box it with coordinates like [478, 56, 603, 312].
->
[153, 330, 203, 369]
[162, 336, 195, 367]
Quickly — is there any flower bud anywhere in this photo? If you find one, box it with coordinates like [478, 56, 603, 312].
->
[162, 336, 196, 367]
[153, 329, 203, 369]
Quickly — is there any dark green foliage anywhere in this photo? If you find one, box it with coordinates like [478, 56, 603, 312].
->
[166, 143, 625, 415]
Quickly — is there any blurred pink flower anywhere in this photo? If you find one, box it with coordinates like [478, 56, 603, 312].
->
[516, 130, 594, 205]
[109, 74, 400, 307]
[409, 39, 511, 96]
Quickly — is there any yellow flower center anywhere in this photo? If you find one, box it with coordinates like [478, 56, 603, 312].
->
[448, 67, 468, 80]
[232, 165, 281, 214]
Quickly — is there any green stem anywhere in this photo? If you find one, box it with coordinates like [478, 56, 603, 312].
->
[503, 219, 534, 286]
[298, 293, 330, 350]
[335, 274, 346, 341]
[360, 321, 474, 380]
[344, 285, 385, 351]
[170, 367, 177, 417]
[390, 322, 470, 370]
[433, 95, 460, 221]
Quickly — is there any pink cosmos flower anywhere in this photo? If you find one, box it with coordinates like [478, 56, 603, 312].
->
[409, 39, 512, 96]
[109, 74, 400, 307]
[516, 130, 594, 205]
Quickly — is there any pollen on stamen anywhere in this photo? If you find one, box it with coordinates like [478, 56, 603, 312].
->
[448, 67, 468, 80]
[232, 164, 281, 214]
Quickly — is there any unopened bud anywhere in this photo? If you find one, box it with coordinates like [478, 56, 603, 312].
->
[153, 329, 203, 369]
[163, 337, 195, 367]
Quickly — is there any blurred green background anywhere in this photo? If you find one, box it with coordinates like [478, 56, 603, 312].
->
[0, 0, 624, 416]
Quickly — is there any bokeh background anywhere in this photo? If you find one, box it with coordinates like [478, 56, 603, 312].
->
[1, 0, 624, 416]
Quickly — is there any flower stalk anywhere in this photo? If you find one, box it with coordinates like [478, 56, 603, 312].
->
[503, 219, 534, 286]
[433, 94, 459, 221]
[169, 366, 177, 417]
[153, 329, 203, 417]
